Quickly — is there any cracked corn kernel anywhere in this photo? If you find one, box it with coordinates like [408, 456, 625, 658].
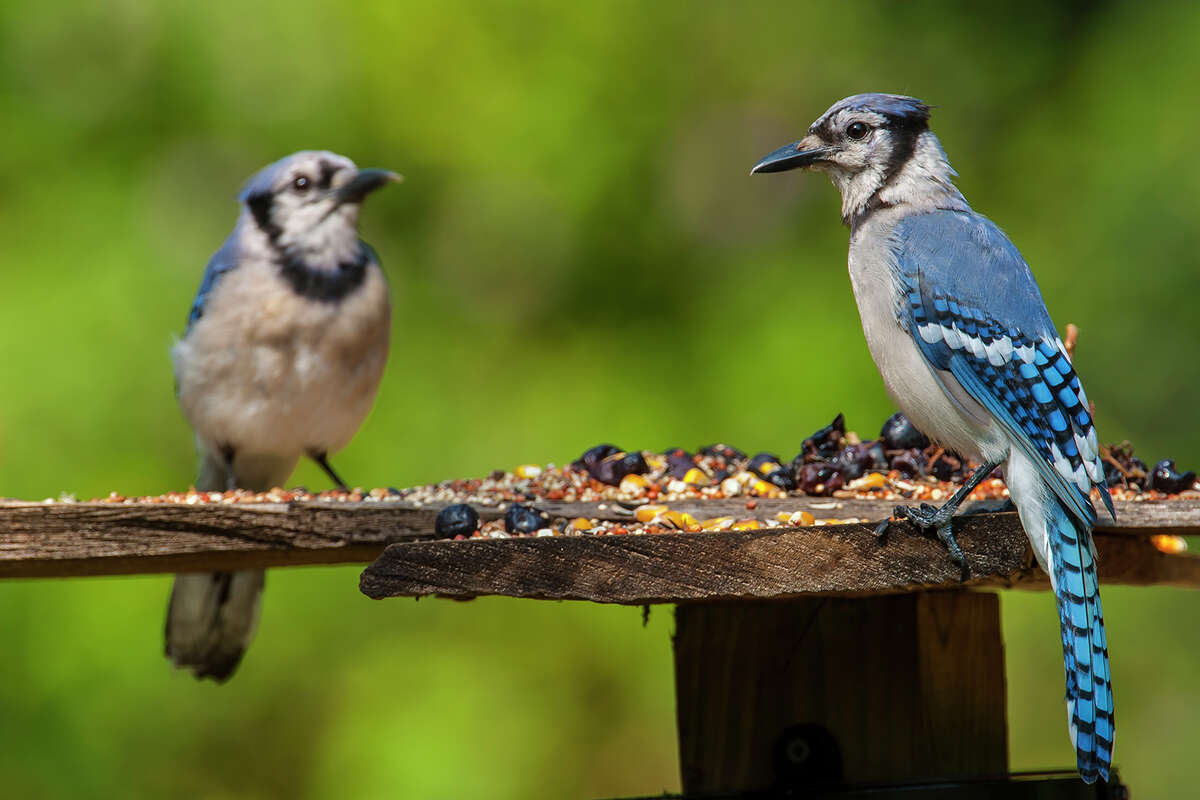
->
[663, 510, 700, 531]
[635, 504, 669, 523]
[1151, 534, 1188, 555]
[751, 479, 784, 498]
[846, 472, 887, 491]
[619, 473, 649, 494]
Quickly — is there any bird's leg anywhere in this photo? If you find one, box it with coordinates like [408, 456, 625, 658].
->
[220, 445, 238, 493]
[873, 459, 1001, 567]
[310, 451, 350, 492]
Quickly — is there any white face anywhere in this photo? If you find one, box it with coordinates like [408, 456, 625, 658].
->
[807, 108, 899, 178]
[793, 107, 925, 222]
[245, 151, 364, 264]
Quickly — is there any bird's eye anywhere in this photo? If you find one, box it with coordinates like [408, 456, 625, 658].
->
[292, 175, 311, 192]
[845, 122, 870, 140]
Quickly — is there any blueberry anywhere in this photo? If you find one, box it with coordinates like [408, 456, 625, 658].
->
[880, 412, 929, 451]
[436, 504, 479, 538]
[505, 504, 548, 534]
[797, 462, 844, 495]
[1150, 459, 1197, 494]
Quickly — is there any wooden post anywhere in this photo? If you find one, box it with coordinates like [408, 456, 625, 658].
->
[673, 591, 1007, 793]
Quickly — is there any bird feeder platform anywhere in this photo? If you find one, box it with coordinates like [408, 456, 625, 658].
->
[2, 494, 1194, 796]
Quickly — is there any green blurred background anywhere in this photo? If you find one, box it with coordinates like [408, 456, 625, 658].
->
[1, 1, 1197, 797]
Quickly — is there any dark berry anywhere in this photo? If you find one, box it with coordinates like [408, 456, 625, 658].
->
[1150, 459, 1197, 494]
[504, 504, 548, 534]
[831, 444, 873, 480]
[590, 450, 648, 485]
[865, 441, 889, 471]
[665, 449, 697, 479]
[766, 468, 796, 491]
[880, 413, 929, 451]
[801, 413, 847, 461]
[749, 451, 785, 476]
[890, 448, 927, 478]
[436, 504, 479, 538]
[929, 451, 964, 482]
[797, 462, 844, 495]
[573, 443, 622, 472]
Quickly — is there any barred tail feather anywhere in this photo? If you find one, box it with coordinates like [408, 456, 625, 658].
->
[1007, 450, 1114, 784]
[163, 445, 286, 682]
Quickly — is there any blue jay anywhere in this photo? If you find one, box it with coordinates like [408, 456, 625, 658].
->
[753, 94, 1114, 783]
[168, 151, 400, 681]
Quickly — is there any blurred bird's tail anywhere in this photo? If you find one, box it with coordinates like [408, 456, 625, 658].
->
[164, 447, 273, 682]
[165, 570, 264, 682]
[1008, 449, 1114, 783]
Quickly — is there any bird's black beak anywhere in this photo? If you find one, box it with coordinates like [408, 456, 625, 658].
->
[337, 168, 403, 204]
[751, 136, 834, 174]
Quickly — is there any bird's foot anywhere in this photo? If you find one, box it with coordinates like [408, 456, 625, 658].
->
[875, 502, 967, 570]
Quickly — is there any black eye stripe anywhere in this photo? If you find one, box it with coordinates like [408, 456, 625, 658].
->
[317, 160, 337, 189]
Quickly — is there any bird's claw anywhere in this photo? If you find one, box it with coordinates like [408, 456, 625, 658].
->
[873, 518, 891, 540]
[876, 502, 968, 572]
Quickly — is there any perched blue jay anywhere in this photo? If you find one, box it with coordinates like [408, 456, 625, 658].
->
[753, 94, 1114, 783]
[168, 151, 400, 681]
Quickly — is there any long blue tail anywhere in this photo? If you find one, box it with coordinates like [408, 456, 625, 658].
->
[1007, 448, 1114, 784]
[1045, 497, 1114, 783]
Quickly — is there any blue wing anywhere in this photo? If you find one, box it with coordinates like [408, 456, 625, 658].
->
[185, 236, 239, 334]
[889, 209, 1113, 524]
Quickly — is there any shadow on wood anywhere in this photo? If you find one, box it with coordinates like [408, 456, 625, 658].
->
[673, 592, 1007, 792]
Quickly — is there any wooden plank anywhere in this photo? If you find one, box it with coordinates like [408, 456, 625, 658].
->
[0, 498, 1196, 581]
[360, 519, 1200, 604]
[0, 502, 439, 578]
[673, 593, 1007, 791]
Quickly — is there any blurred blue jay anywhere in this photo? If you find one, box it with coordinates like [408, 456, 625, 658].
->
[753, 94, 1114, 783]
[168, 151, 400, 681]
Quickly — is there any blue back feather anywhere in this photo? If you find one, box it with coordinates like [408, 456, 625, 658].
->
[185, 236, 239, 333]
[889, 210, 1112, 524]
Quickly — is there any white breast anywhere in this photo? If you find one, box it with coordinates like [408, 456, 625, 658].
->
[173, 260, 391, 461]
[847, 212, 1007, 463]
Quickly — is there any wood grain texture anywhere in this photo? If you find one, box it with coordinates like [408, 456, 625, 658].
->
[674, 593, 1007, 791]
[0, 498, 1196, 584]
[0, 502, 438, 578]
[360, 522, 1200, 604]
